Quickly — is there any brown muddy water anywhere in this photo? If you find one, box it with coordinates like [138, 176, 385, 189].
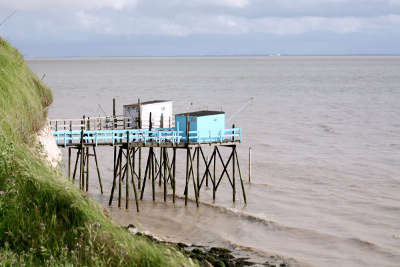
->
[28, 56, 400, 266]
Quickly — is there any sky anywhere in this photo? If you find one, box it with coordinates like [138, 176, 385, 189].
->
[1, 0, 400, 57]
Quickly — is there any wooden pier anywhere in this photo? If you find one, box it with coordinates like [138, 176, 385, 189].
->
[51, 101, 247, 211]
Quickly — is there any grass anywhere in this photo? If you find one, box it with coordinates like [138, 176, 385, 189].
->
[0, 36, 198, 266]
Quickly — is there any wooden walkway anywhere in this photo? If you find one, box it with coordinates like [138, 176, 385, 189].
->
[51, 116, 241, 147]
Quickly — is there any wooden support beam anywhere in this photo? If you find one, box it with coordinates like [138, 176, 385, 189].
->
[126, 132, 130, 209]
[196, 147, 200, 195]
[140, 149, 152, 200]
[215, 147, 234, 189]
[206, 154, 209, 188]
[118, 147, 122, 208]
[93, 147, 103, 194]
[86, 147, 89, 192]
[213, 146, 216, 201]
[232, 145, 236, 203]
[131, 147, 136, 186]
[72, 148, 80, 182]
[109, 146, 118, 206]
[130, 147, 139, 212]
[67, 147, 71, 180]
[149, 112, 155, 201]
[188, 148, 199, 207]
[138, 147, 142, 189]
[79, 129, 84, 191]
[184, 148, 189, 206]
[159, 148, 162, 186]
[172, 148, 176, 203]
[163, 147, 167, 202]
[235, 148, 247, 204]
[198, 147, 214, 189]
[151, 147, 155, 201]
[161, 149, 176, 203]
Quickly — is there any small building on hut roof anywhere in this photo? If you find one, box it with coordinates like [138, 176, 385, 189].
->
[175, 110, 225, 142]
[123, 100, 173, 129]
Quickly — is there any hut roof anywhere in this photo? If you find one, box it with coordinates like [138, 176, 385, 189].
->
[123, 100, 171, 107]
[176, 110, 225, 117]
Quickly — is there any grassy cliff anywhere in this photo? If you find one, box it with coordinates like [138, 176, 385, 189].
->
[0, 37, 196, 266]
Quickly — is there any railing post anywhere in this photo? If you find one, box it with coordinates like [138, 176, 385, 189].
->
[186, 115, 190, 143]
[138, 98, 142, 129]
[82, 115, 85, 130]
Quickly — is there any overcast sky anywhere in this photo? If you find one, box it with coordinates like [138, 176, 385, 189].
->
[1, 0, 400, 57]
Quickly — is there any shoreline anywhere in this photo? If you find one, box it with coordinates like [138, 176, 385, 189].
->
[126, 224, 290, 267]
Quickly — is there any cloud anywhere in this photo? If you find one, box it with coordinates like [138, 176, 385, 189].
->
[213, 0, 250, 8]
[0, 0, 137, 11]
[1, 0, 400, 56]
[69, 10, 400, 37]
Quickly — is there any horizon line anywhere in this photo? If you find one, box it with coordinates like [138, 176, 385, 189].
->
[25, 53, 400, 59]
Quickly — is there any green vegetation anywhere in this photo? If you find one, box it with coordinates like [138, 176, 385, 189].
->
[0, 36, 197, 266]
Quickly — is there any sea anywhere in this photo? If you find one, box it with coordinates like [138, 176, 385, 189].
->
[27, 56, 400, 267]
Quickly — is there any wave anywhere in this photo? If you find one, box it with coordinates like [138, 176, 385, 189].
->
[173, 194, 400, 262]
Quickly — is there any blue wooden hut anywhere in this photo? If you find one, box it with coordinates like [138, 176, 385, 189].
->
[175, 111, 225, 142]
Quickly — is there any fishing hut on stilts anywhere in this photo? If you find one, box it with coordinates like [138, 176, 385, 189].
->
[51, 98, 246, 212]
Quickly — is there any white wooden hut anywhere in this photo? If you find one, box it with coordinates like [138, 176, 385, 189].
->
[123, 100, 173, 129]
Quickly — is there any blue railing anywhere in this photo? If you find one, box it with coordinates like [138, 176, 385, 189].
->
[53, 127, 241, 146]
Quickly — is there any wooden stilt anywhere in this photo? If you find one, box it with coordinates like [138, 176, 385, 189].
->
[79, 129, 84, 191]
[206, 155, 209, 188]
[172, 147, 176, 203]
[213, 146, 216, 201]
[163, 147, 167, 202]
[118, 147, 122, 208]
[232, 145, 236, 203]
[235, 149, 247, 204]
[138, 147, 142, 189]
[126, 133, 130, 209]
[85, 147, 89, 192]
[72, 149, 80, 182]
[151, 148, 155, 201]
[149, 112, 155, 201]
[93, 147, 103, 194]
[130, 147, 140, 212]
[161, 150, 176, 203]
[188, 148, 199, 207]
[109, 146, 118, 206]
[131, 147, 136, 189]
[196, 147, 200, 195]
[159, 148, 162, 187]
[184, 148, 189, 206]
[140, 149, 151, 200]
[138, 98, 142, 190]
[68, 147, 71, 180]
